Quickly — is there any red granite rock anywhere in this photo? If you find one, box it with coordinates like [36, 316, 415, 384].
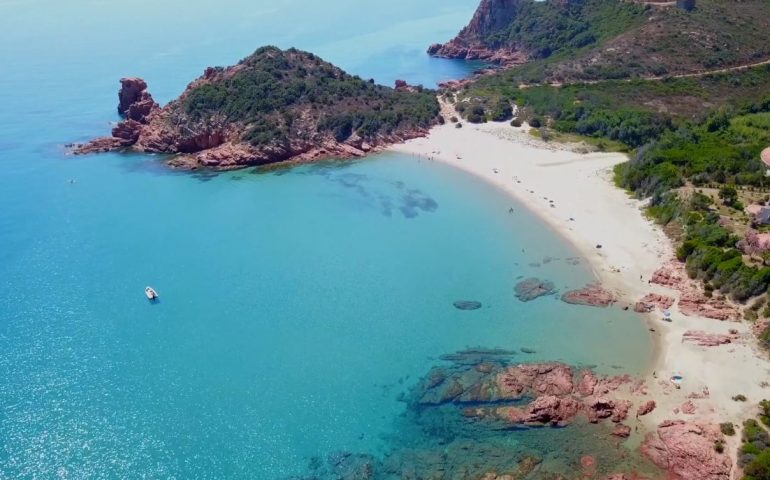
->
[612, 424, 632, 438]
[496, 363, 574, 398]
[637, 400, 656, 417]
[634, 293, 675, 313]
[641, 420, 731, 480]
[682, 330, 735, 347]
[561, 283, 615, 307]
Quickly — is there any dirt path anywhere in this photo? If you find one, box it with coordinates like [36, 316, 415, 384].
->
[519, 57, 770, 89]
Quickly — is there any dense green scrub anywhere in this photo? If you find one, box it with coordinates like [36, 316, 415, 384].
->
[179, 46, 440, 146]
[482, 0, 646, 60]
[455, 65, 770, 145]
[616, 108, 770, 197]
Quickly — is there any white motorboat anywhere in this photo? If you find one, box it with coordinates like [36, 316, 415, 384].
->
[145, 286, 159, 301]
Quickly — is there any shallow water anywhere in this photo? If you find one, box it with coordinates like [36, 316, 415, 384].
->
[0, 1, 654, 478]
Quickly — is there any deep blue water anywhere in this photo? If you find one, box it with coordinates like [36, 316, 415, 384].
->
[0, 1, 653, 478]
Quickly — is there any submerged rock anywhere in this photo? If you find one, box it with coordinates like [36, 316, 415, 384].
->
[514, 277, 556, 302]
[453, 300, 482, 310]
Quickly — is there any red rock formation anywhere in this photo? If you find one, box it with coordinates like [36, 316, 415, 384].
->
[586, 398, 630, 423]
[650, 260, 740, 320]
[496, 363, 574, 398]
[682, 330, 735, 347]
[612, 424, 632, 438]
[678, 292, 739, 321]
[577, 370, 599, 396]
[634, 293, 675, 313]
[680, 400, 697, 415]
[117, 77, 159, 122]
[561, 283, 615, 307]
[503, 394, 582, 426]
[641, 420, 731, 480]
[637, 400, 656, 417]
[651, 263, 683, 288]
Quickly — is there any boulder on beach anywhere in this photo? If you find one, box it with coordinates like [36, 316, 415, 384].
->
[634, 293, 675, 313]
[514, 277, 556, 302]
[641, 420, 731, 480]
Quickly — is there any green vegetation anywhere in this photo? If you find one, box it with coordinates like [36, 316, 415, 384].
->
[454, 64, 770, 143]
[457, 0, 770, 85]
[606, 98, 770, 303]
[483, 0, 647, 61]
[739, 407, 770, 480]
[179, 46, 439, 147]
[616, 106, 770, 197]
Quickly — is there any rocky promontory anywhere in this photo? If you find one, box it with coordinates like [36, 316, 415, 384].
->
[73, 47, 441, 170]
[427, 0, 527, 65]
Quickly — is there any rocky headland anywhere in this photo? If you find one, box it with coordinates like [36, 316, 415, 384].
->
[427, 0, 527, 65]
[73, 47, 440, 170]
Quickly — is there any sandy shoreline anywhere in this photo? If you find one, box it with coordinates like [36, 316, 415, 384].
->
[390, 115, 770, 467]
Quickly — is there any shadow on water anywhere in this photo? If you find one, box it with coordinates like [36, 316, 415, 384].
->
[294, 349, 664, 480]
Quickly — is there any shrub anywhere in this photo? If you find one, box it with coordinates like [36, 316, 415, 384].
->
[744, 450, 770, 480]
[529, 117, 542, 128]
[511, 118, 523, 127]
[714, 440, 725, 453]
[467, 113, 485, 124]
[721, 422, 736, 436]
[734, 394, 748, 402]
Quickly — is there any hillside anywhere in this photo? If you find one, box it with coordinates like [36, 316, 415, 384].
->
[430, 0, 770, 82]
[74, 47, 440, 169]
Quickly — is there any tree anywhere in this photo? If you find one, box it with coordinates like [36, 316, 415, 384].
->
[718, 185, 739, 207]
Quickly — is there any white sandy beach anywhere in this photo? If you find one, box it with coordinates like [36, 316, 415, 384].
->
[391, 113, 770, 457]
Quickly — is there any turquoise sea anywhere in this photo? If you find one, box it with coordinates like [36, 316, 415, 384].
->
[0, 1, 655, 478]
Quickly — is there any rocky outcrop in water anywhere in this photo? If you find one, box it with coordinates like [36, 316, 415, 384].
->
[514, 277, 556, 302]
[561, 283, 615, 308]
[414, 354, 648, 431]
[117, 77, 160, 122]
[72, 47, 439, 170]
[641, 420, 731, 480]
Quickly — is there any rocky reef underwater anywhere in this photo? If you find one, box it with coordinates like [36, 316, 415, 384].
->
[291, 349, 664, 480]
